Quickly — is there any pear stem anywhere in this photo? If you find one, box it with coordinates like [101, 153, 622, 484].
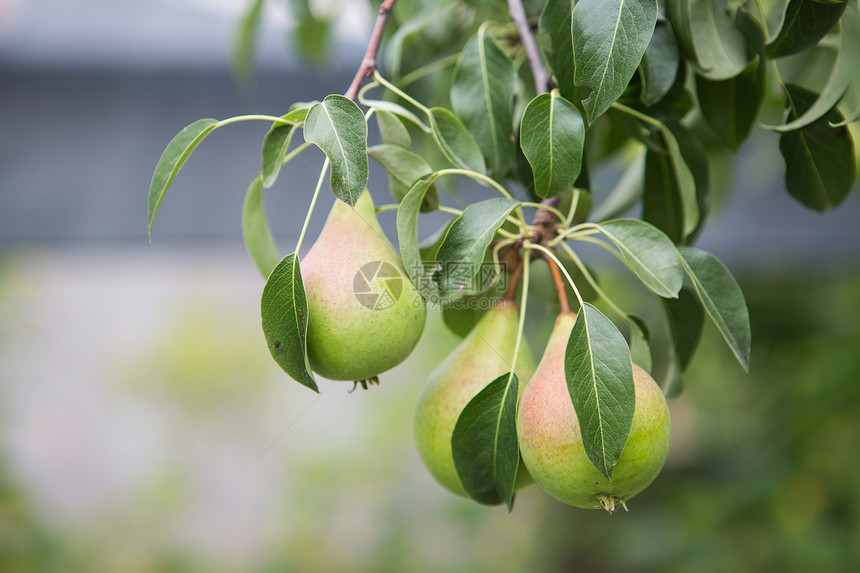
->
[506, 253, 531, 389]
[524, 242, 585, 311]
[557, 241, 628, 321]
[544, 250, 571, 314]
[563, 189, 581, 228]
[295, 159, 330, 256]
[503, 259, 524, 301]
[345, 0, 399, 101]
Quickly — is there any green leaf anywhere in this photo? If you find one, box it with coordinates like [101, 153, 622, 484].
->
[375, 109, 412, 148]
[690, 0, 749, 80]
[641, 124, 699, 243]
[661, 285, 705, 370]
[419, 219, 455, 262]
[696, 55, 765, 149]
[678, 247, 751, 371]
[452, 372, 521, 508]
[573, 0, 658, 123]
[666, 0, 698, 61]
[668, 122, 711, 242]
[397, 176, 439, 296]
[291, 0, 332, 66]
[641, 64, 695, 121]
[147, 118, 219, 237]
[433, 198, 520, 296]
[242, 175, 280, 278]
[303, 95, 369, 206]
[261, 107, 310, 188]
[520, 91, 585, 198]
[565, 303, 636, 480]
[756, 0, 792, 42]
[232, 0, 265, 82]
[661, 350, 684, 399]
[451, 25, 517, 179]
[367, 144, 438, 208]
[442, 297, 492, 337]
[540, 0, 577, 101]
[767, 0, 847, 59]
[261, 253, 318, 392]
[589, 148, 645, 222]
[640, 19, 680, 106]
[643, 136, 683, 244]
[832, 92, 860, 127]
[429, 107, 487, 174]
[764, 7, 859, 132]
[592, 218, 684, 298]
[384, 4, 445, 78]
[627, 314, 653, 373]
[364, 98, 431, 132]
[779, 84, 856, 211]
[441, 269, 508, 337]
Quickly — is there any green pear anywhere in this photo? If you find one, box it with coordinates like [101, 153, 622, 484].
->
[301, 190, 426, 381]
[414, 299, 536, 497]
[517, 312, 671, 512]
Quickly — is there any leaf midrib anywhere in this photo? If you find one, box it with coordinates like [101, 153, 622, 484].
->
[680, 252, 746, 367]
[599, 223, 675, 295]
[319, 101, 353, 203]
[478, 28, 503, 174]
[587, 0, 626, 119]
[583, 308, 610, 473]
[439, 202, 515, 290]
[786, 91, 830, 208]
[491, 372, 516, 503]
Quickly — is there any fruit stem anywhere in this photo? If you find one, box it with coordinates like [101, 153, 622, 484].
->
[295, 159, 330, 256]
[345, 0, 399, 101]
[507, 0, 551, 94]
[505, 252, 531, 405]
[556, 241, 628, 322]
[544, 250, 571, 314]
[503, 259, 524, 301]
[524, 242, 585, 312]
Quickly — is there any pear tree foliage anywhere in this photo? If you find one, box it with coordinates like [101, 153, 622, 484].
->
[148, 0, 858, 508]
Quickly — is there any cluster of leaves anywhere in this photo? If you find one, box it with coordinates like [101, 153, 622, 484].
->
[148, 0, 857, 507]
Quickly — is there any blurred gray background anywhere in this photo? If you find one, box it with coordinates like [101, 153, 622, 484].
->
[1, 0, 859, 260]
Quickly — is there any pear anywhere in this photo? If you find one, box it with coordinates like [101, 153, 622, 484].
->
[301, 190, 426, 381]
[517, 312, 671, 512]
[414, 299, 536, 497]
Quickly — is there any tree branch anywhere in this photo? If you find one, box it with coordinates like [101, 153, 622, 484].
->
[531, 196, 561, 247]
[507, 0, 550, 94]
[344, 0, 398, 101]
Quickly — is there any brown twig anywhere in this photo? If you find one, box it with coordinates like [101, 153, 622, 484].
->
[344, 0, 398, 101]
[544, 250, 571, 314]
[507, 0, 550, 94]
[527, 196, 570, 313]
[503, 259, 524, 301]
[530, 196, 561, 248]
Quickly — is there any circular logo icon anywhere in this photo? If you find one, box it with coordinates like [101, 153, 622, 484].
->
[353, 261, 403, 310]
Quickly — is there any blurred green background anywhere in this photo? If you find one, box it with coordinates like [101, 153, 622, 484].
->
[2, 1, 860, 571]
[2, 255, 859, 572]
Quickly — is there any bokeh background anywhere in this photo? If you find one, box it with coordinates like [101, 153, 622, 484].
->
[2, 1, 859, 571]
